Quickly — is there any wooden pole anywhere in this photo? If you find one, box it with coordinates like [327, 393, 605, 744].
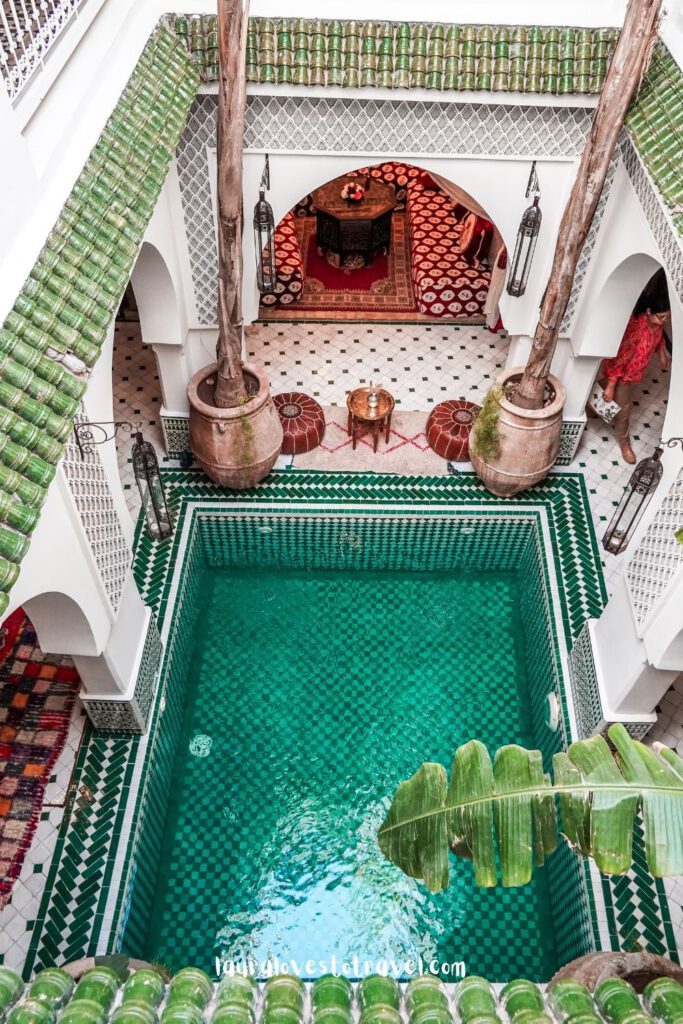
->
[214, 0, 249, 408]
[514, 0, 661, 410]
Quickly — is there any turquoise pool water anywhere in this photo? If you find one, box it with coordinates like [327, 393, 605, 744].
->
[143, 561, 560, 980]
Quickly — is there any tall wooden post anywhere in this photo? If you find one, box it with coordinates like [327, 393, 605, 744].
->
[214, 0, 249, 408]
[514, 0, 661, 410]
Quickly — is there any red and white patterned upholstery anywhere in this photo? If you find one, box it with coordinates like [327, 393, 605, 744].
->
[406, 181, 492, 319]
[259, 211, 304, 307]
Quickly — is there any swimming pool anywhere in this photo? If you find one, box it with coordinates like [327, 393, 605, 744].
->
[124, 510, 593, 980]
[33, 472, 664, 982]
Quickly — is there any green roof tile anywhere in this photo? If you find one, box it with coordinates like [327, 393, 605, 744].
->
[0, 26, 200, 617]
[172, 15, 619, 95]
[625, 44, 683, 234]
[0, 965, 676, 1024]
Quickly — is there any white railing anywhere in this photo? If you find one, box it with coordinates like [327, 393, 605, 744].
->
[0, 0, 89, 102]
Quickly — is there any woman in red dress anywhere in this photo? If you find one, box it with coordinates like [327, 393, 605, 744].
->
[601, 296, 671, 464]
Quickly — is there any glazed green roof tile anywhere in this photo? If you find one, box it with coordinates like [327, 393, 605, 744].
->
[0, 26, 200, 617]
[625, 44, 683, 237]
[173, 16, 619, 94]
[0, 964, 676, 1022]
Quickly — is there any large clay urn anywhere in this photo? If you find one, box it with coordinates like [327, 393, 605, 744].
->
[187, 362, 283, 489]
[470, 366, 566, 498]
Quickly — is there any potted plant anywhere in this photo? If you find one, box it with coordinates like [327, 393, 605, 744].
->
[471, 0, 661, 497]
[187, 0, 282, 488]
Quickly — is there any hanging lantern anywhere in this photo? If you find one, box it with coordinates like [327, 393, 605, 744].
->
[506, 195, 542, 298]
[132, 432, 173, 541]
[602, 447, 663, 555]
[253, 187, 276, 294]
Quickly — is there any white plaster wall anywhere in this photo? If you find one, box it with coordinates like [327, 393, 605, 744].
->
[5, 471, 114, 654]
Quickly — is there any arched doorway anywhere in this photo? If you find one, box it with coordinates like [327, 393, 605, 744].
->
[584, 262, 672, 465]
[258, 160, 503, 324]
[113, 244, 172, 516]
[579, 261, 673, 571]
[246, 160, 509, 414]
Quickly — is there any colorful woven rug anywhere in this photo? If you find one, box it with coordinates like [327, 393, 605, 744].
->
[274, 214, 418, 316]
[0, 609, 81, 907]
[292, 406, 448, 474]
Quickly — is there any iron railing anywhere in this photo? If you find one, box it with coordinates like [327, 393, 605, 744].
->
[0, 0, 89, 102]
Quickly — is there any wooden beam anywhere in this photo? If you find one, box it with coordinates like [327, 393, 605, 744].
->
[214, 0, 249, 408]
[514, 0, 661, 410]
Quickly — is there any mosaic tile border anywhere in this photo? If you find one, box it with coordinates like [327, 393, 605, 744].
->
[21, 470, 678, 976]
[567, 622, 604, 739]
[80, 615, 162, 733]
[556, 418, 586, 467]
[160, 414, 191, 458]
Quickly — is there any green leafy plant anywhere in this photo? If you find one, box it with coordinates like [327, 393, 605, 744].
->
[471, 387, 502, 462]
[675, 528, 683, 545]
[377, 723, 683, 892]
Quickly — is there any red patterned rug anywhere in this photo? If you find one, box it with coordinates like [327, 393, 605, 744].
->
[285, 214, 418, 315]
[0, 609, 81, 907]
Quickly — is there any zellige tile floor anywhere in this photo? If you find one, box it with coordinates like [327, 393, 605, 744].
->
[1, 317, 679, 973]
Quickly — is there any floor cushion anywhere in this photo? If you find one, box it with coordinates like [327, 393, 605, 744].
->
[426, 400, 481, 461]
[273, 392, 326, 454]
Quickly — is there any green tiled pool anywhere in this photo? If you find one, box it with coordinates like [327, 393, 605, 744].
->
[43, 474, 672, 982]
[127, 511, 591, 980]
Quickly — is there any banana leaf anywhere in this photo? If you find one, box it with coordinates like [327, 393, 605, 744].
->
[377, 724, 683, 891]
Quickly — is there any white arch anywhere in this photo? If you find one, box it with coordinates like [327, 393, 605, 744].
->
[573, 251, 664, 360]
[23, 591, 99, 657]
[129, 241, 181, 348]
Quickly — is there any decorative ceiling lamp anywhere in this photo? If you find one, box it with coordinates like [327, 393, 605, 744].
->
[506, 161, 542, 298]
[132, 432, 173, 541]
[602, 447, 663, 555]
[254, 154, 276, 294]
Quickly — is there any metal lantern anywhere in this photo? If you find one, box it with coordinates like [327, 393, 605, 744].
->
[602, 447, 663, 555]
[253, 188, 276, 293]
[132, 432, 173, 540]
[506, 195, 542, 298]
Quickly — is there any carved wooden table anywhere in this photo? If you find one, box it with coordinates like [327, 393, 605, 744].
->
[346, 387, 395, 452]
[312, 177, 396, 267]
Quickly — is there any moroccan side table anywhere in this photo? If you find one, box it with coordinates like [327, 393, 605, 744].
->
[426, 399, 481, 461]
[312, 177, 396, 267]
[347, 387, 395, 452]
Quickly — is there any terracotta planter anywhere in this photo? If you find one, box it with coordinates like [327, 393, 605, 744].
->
[470, 367, 566, 498]
[550, 952, 683, 993]
[187, 362, 283, 489]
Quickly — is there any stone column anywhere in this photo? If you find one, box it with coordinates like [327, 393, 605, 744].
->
[75, 572, 162, 733]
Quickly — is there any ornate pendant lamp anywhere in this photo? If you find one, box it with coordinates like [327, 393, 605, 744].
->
[506, 162, 542, 298]
[132, 432, 173, 540]
[602, 447, 663, 555]
[254, 154, 276, 294]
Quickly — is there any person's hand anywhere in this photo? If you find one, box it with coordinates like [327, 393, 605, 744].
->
[603, 380, 616, 403]
[659, 350, 672, 371]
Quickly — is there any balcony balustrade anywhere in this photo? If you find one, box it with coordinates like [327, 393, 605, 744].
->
[0, 0, 89, 101]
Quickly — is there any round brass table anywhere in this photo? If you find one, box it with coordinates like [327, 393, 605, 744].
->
[346, 387, 395, 452]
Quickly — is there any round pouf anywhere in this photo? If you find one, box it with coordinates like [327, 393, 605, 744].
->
[273, 392, 326, 455]
[426, 400, 481, 461]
